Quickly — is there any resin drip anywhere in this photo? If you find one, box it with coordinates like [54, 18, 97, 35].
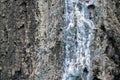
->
[62, 0, 96, 80]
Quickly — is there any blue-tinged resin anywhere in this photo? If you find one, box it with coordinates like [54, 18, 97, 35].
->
[62, 0, 97, 80]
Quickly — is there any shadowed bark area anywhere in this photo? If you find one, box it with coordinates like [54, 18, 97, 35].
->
[0, 0, 39, 80]
[92, 0, 120, 80]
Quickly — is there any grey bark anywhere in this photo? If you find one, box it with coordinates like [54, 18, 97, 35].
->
[0, 0, 120, 80]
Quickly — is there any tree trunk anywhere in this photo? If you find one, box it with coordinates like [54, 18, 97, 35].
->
[0, 0, 120, 80]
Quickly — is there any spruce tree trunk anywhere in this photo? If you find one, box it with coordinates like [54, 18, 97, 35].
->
[0, 0, 120, 80]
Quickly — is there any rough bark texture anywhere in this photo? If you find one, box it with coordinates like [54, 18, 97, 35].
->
[0, 0, 39, 80]
[0, 0, 120, 80]
[92, 0, 120, 80]
[36, 0, 64, 79]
